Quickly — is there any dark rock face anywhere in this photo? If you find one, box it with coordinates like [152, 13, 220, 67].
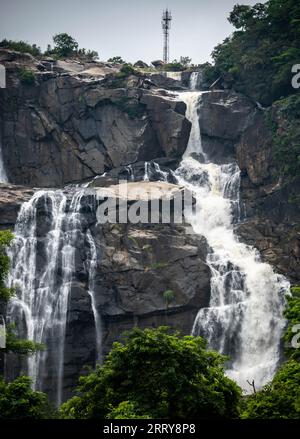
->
[93, 222, 210, 341]
[1, 183, 210, 401]
[0, 51, 191, 187]
[199, 91, 257, 163]
[63, 221, 210, 400]
[0, 184, 34, 229]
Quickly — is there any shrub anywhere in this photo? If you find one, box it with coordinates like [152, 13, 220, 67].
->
[18, 68, 36, 85]
[0, 39, 41, 56]
[115, 64, 136, 79]
[242, 360, 300, 419]
[0, 376, 52, 419]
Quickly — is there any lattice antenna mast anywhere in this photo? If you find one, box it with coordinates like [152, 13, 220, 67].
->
[162, 9, 172, 63]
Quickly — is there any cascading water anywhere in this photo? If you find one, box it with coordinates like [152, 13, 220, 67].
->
[7, 188, 101, 406]
[175, 91, 290, 392]
[189, 71, 201, 90]
[86, 230, 102, 363]
[0, 138, 7, 183]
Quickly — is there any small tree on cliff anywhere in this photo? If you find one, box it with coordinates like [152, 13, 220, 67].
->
[53, 33, 78, 57]
[60, 327, 241, 419]
[0, 230, 14, 302]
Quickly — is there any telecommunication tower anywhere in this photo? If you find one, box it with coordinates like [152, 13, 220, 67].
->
[162, 9, 172, 63]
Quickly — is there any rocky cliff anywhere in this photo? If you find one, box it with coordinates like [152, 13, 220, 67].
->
[0, 49, 190, 187]
[0, 50, 297, 402]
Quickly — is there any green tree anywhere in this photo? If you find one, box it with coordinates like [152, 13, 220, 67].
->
[60, 327, 241, 419]
[106, 401, 151, 419]
[0, 376, 52, 419]
[283, 287, 300, 360]
[242, 360, 300, 419]
[3, 324, 44, 355]
[115, 64, 136, 79]
[179, 56, 192, 68]
[163, 289, 175, 310]
[205, 0, 300, 105]
[53, 33, 78, 57]
[242, 286, 300, 418]
[108, 56, 125, 64]
[78, 48, 99, 60]
[18, 68, 36, 86]
[0, 230, 14, 302]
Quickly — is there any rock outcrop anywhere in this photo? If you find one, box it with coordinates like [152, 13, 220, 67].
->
[0, 50, 191, 187]
[1, 180, 210, 401]
[0, 184, 34, 229]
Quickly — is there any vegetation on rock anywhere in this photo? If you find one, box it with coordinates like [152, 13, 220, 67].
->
[203, 0, 300, 105]
[0, 39, 41, 56]
[18, 67, 36, 85]
[0, 230, 14, 302]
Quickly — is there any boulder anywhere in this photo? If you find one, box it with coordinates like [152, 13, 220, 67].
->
[134, 60, 149, 69]
[151, 60, 165, 68]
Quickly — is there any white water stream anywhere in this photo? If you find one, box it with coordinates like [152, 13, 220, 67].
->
[7, 189, 101, 406]
[175, 90, 289, 391]
[0, 138, 7, 183]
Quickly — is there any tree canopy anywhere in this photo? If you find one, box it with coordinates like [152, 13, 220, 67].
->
[204, 0, 300, 105]
[60, 327, 241, 419]
[0, 376, 51, 419]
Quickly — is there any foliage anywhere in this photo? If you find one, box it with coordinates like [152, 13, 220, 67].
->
[60, 327, 241, 419]
[241, 360, 300, 419]
[204, 0, 300, 105]
[52, 33, 79, 57]
[179, 56, 192, 68]
[283, 289, 300, 361]
[242, 285, 300, 419]
[0, 230, 14, 302]
[106, 401, 152, 419]
[0, 39, 41, 56]
[163, 289, 175, 309]
[18, 68, 36, 85]
[77, 48, 99, 60]
[266, 94, 300, 179]
[0, 376, 52, 419]
[3, 324, 44, 355]
[163, 61, 184, 72]
[115, 64, 137, 79]
[108, 56, 125, 64]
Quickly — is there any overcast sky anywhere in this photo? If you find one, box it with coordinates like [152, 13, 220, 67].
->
[0, 0, 264, 64]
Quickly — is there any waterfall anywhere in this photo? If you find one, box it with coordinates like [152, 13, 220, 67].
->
[189, 71, 201, 90]
[7, 188, 100, 406]
[143, 162, 150, 181]
[0, 138, 8, 183]
[86, 230, 102, 363]
[175, 91, 290, 392]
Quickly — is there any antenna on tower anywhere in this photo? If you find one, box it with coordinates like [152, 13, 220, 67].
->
[162, 9, 172, 63]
